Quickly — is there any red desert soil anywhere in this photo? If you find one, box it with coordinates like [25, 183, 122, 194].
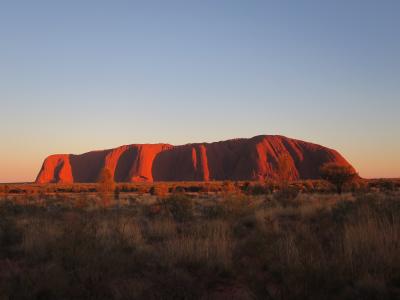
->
[36, 135, 354, 183]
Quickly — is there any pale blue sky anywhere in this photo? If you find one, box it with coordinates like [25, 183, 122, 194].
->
[0, 0, 399, 182]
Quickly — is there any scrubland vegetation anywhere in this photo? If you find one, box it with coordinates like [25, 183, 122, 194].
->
[0, 179, 400, 299]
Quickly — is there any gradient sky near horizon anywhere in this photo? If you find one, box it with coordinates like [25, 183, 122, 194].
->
[1, 0, 399, 182]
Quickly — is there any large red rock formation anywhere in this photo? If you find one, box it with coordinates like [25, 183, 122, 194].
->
[35, 135, 354, 183]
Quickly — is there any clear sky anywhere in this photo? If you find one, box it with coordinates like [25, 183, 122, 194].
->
[0, 0, 399, 182]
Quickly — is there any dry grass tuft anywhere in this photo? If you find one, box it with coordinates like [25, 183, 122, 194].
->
[343, 211, 400, 278]
[1, 187, 400, 299]
[164, 220, 233, 269]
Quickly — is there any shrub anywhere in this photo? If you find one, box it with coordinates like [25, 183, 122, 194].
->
[98, 168, 115, 207]
[249, 183, 267, 195]
[161, 194, 194, 222]
[302, 180, 315, 192]
[200, 182, 212, 194]
[2, 184, 400, 299]
[144, 203, 165, 219]
[377, 179, 396, 191]
[320, 163, 358, 194]
[169, 185, 185, 194]
[264, 180, 279, 194]
[221, 181, 237, 194]
[73, 194, 91, 209]
[274, 185, 301, 206]
[349, 178, 369, 193]
[202, 202, 226, 219]
[222, 195, 254, 219]
[149, 184, 168, 197]
[241, 181, 251, 193]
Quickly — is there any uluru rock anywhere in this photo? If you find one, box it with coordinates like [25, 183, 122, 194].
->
[35, 135, 355, 183]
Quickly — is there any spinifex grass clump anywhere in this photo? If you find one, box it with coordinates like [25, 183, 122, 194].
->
[0, 189, 399, 299]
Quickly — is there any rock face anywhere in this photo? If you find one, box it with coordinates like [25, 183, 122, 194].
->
[35, 135, 354, 183]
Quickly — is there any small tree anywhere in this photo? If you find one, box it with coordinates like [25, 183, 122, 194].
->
[276, 154, 293, 188]
[98, 168, 115, 207]
[222, 181, 237, 195]
[320, 163, 357, 194]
